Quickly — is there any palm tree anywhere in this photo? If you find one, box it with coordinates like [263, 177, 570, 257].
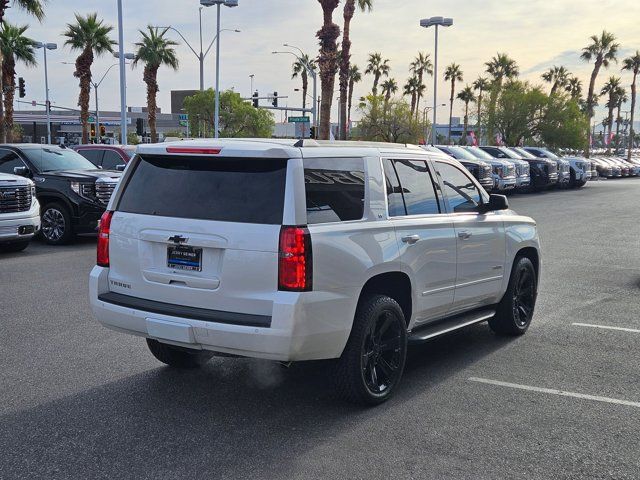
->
[347, 64, 361, 129]
[614, 86, 627, 148]
[63, 13, 115, 144]
[380, 78, 397, 113]
[365, 52, 390, 96]
[472, 76, 490, 142]
[410, 52, 433, 117]
[0, 22, 36, 141]
[133, 26, 179, 143]
[317, 0, 341, 140]
[622, 51, 640, 161]
[292, 53, 317, 112]
[457, 85, 475, 146]
[403, 76, 421, 116]
[444, 63, 463, 143]
[542, 65, 570, 95]
[0, 0, 45, 143]
[581, 30, 619, 156]
[600, 76, 621, 146]
[565, 76, 583, 100]
[485, 53, 519, 144]
[338, 0, 372, 140]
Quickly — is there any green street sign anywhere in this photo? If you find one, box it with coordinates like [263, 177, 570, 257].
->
[88, 116, 95, 124]
[179, 120, 189, 127]
[288, 116, 310, 123]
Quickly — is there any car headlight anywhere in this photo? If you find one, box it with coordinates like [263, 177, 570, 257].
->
[70, 181, 95, 200]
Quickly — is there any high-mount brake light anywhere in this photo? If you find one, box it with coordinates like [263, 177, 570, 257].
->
[278, 226, 312, 292]
[97, 211, 114, 267]
[165, 147, 222, 155]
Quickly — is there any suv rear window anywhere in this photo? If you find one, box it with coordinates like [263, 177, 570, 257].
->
[303, 158, 365, 224]
[117, 155, 287, 224]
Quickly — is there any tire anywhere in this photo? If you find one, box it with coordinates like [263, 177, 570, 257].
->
[146, 339, 213, 369]
[0, 241, 29, 253]
[489, 256, 538, 336]
[335, 295, 408, 405]
[41, 202, 74, 245]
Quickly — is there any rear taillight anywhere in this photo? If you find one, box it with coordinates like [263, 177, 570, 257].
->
[97, 211, 113, 267]
[278, 226, 312, 292]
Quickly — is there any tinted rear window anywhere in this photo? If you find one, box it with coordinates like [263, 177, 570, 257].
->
[303, 158, 365, 224]
[117, 155, 287, 224]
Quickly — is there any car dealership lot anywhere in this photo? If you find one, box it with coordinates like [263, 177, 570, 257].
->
[1, 179, 640, 479]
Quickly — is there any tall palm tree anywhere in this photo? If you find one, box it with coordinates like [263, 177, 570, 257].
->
[316, 0, 341, 140]
[600, 76, 621, 145]
[444, 63, 463, 143]
[485, 53, 519, 144]
[622, 51, 640, 161]
[63, 13, 115, 144]
[365, 52, 390, 96]
[565, 76, 583, 100]
[0, 0, 45, 143]
[542, 65, 570, 95]
[614, 86, 627, 148]
[403, 76, 421, 116]
[292, 53, 317, 111]
[0, 22, 36, 141]
[338, 0, 371, 140]
[581, 30, 619, 156]
[410, 52, 433, 117]
[472, 76, 490, 142]
[457, 85, 475, 145]
[347, 64, 361, 129]
[133, 26, 179, 143]
[380, 78, 397, 113]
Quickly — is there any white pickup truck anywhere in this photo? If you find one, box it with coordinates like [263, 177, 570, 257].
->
[90, 139, 541, 404]
[0, 172, 40, 252]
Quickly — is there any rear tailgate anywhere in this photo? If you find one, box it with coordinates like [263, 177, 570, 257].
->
[106, 154, 289, 319]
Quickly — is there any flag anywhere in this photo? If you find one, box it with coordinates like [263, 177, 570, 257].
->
[469, 131, 478, 146]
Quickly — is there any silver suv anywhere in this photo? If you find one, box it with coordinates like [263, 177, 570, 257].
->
[90, 139, 541, 404]
[0, 172, 40, 252]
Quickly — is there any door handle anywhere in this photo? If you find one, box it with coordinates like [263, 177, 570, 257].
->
[458, 231, 472, 240]
[401, 235, 420, 245]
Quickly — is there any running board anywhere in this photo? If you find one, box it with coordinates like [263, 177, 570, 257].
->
[408, 309, 496, 344]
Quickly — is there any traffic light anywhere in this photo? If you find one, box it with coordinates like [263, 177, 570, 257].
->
[272, 92, 278, 108]
[90, 125, 96, 138]
[18, 77, 25, 98]
[136, 118, 144, 136]
[100, 125, 106, 137]
[252, 91, 259, 108]
[309, 126, 316, 139]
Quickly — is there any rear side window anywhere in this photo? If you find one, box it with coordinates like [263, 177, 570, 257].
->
[117, 155, 287, 224]
[77, 149, 103, 167]
[435, 161, 482, 213]
[383, 159, 440, 216]
[304, 158, 365, 224]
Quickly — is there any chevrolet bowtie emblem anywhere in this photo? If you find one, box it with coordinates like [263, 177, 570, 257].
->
[168, 235, 188, 244]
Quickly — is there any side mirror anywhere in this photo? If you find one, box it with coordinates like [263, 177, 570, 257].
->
[116, 164, 126, 171]
[482, 194, 509, 213]
[13, 166, 30, 177]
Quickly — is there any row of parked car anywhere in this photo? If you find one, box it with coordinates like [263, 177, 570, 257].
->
[1, 141, 638, 253]
[425, 145, 640, 193]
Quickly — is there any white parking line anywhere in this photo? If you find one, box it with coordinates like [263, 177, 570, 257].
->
[468, 377, 640, 409]
[572, 322, 640, 334]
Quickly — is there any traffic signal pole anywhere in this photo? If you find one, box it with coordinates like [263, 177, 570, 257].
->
[43, 45, 51, 145]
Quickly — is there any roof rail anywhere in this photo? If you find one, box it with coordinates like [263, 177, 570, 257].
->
[294, 139, 423, 150]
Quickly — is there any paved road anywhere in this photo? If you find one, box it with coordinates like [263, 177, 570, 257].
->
[1, 179, 639, 479]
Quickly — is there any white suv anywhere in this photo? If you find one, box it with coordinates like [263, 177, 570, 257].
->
[0, 172, 40, 252]
[90, 139, 541, 404]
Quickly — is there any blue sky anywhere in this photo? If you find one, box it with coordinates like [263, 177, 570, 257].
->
[8, 0, 640, 124]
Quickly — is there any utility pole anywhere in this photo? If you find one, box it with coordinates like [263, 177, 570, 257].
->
[117, 0, 128, 145]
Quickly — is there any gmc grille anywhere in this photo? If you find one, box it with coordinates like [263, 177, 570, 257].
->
[0, 185, 31, 213]
[95, 181, 117, 205]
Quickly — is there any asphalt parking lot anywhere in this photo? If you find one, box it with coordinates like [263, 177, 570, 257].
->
[1, 179, 639, 480]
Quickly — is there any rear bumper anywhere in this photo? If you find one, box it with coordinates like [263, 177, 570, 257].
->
[89, 266, 357, 362]
[0, 206, 40, 242]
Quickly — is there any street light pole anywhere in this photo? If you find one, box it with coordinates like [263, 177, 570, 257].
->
[273, 49, 317, 128]
[214, 2, 221, 138]
[420, 16, 453, 145]
[117, 0, 128, 145]
[92, 62, 130, 142]
[199, 7, 204, 91]
[35, 42, 57, 144]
